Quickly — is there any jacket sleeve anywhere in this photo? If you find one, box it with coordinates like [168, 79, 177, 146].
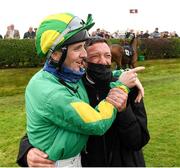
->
[114, 87, 150, 150]
[41, 81, 129, 136]
[112, 69, 124, 78]
[16, 134, 33, 167]
[41, 88, 118, 136]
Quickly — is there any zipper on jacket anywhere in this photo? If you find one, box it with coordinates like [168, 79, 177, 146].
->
[84, 145, 88, 154]
[96, 91, 100, 101]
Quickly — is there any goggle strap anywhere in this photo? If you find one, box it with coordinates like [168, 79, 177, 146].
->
[47, 28, 70, 58]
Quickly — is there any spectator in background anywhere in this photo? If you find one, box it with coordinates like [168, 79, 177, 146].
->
[161, 31, 169, 38]
[4, 24, 20, 39]
[143, 30, 150, 38]
[4, 26, 10, 39]
[151, 27, 160, 38]
[125, 29, 136, 46]
[96, 28, 101, 36]
[170, 31, 179, 38]
[104, 31, 111, 39]
[125, 29, 135, 46]
[23, 27, 36, 39]
[34, 28, 37, 35]
[173, 31, 179, 37]
[125, 29, 135, 39]
[0, 34, 3, 39]
[137, 31, 144, 38]
[112, 30, 121, 39]
[96, 28, 105, 38]
[91, 31, 97, 37]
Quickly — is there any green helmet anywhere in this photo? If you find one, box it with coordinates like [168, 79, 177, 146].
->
[36, 13, 95, 57]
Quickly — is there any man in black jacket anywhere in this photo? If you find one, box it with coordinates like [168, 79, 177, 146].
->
[17, 37, 150, 167]
[23, 27, 36, 39]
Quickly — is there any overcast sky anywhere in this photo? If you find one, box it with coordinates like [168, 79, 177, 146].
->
[0, 0, 180, 38]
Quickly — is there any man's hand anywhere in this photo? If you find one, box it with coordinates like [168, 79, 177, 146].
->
[119, 66, 145, 88]
[119, 66, 145, 103]
[106, 88, 128, 112]
[134, 77, 144, 103]
[27, 148, 55, 167]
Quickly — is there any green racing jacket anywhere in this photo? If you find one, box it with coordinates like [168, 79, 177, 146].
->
[26, 69, 129, 161]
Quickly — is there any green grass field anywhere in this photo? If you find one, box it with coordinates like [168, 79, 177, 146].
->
[0, 59, 180, 167]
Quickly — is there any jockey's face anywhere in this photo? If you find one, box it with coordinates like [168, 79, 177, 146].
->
[51, 41, 87, 71]
[86, 42, 112, 65]
[64, 41, 87, 71]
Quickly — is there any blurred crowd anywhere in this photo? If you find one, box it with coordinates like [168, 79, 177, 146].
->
[0, 24, 179, 40]
[91, 27, 179, 39]
[0, 24, 37, 39]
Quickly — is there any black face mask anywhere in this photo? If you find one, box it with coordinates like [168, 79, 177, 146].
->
[86, 62, 112, 87]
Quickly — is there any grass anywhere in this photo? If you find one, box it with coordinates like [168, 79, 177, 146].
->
[0, 68, 40, 166]
[138, 59, 180, 166]
[0, 59, 180, 166]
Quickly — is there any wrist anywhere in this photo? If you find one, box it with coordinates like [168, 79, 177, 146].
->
[110, 80, 130, 94]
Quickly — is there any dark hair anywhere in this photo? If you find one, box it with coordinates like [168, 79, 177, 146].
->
[85, 36, 108, 47]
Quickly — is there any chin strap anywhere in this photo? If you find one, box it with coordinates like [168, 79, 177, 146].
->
[48, 46, 68, 71]
[57, 46, 68, 72]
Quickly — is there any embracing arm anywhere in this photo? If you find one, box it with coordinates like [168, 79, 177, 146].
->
[17, 135, 55, 167]
[16, 134, 32, 167]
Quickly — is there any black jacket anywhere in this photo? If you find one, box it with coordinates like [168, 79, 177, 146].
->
[17, 75, 150, 167]
[23, 31, 36, 39]
[81, 75, 150, 167]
